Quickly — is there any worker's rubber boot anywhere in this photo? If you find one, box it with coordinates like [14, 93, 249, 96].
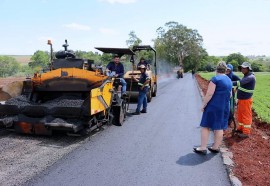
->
[141, 109, 147, 113]
[121, 92, 128, 99]
[132, 110, 140, 115]
[238, 133, 249, 138]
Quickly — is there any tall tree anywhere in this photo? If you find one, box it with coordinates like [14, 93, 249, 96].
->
[29, 51, 50, 69]
[154, 21, 205, 69]
[226, 53, 247, 66]
[228, 59, 239, 71]
[251, 61, 264, 72]
[184, 48, 208, 71]
[75, 50, 101, 62]
[126, 31, 142, 47]
[100, 53, 112, 65]
[126, 31, 154, 65]
[0, 56, 20, 77]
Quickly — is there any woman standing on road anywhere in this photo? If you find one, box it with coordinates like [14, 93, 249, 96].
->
[194, 61, 232, 154]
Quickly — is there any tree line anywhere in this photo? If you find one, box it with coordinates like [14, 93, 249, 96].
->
[0, 51, 112, 77]
[1, 21, 270, 77]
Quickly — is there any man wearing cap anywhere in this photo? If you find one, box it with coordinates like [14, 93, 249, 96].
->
[137, 57, 149, 70]
[106, 55, 127, 96]
[233, 62, 256, 138]
[226, 64, 241, 82]
[132, 65, 150, 115]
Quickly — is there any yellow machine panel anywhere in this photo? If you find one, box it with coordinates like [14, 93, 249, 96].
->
[32, 68, 107, 85]
[90, 81, 113, 115]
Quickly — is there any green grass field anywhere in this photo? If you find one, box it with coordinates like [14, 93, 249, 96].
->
[199, 72, 270, 123]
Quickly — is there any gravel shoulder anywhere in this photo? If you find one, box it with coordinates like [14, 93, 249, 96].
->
[0, 130, 92, 186]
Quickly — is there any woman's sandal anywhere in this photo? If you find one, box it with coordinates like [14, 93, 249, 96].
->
[207, 147, 220, 153]
[193, 147, 207, 155]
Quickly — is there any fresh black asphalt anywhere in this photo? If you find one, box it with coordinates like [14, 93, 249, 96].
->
[26, 73, 230, 186]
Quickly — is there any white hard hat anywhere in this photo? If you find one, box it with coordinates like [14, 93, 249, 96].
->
[138, 64, 146, 69]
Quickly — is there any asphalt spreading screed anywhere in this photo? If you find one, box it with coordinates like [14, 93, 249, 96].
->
[5, 95, 84, 108]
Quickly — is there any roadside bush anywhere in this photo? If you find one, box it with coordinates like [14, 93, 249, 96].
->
[204, 62, 216, 72]
[0, 56, 21, 77]
[227, 60, 239, 71]
[251, 61, 264, 72]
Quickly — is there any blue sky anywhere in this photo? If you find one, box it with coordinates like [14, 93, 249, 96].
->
[0, 0, 270, 56]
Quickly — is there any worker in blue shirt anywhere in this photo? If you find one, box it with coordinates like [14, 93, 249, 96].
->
[106, 55, 127, 96]
[132, 65, 150, 115]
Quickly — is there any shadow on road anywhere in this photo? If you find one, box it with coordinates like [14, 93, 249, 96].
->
[176, 153, 217, 166]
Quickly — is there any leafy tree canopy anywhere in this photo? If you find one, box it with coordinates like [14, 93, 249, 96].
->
[0, 56, 21, 77]
[227, 59, 239, 71]
[126, 31, 142, 47]
[100, 53, 113, 65]
[226, 53, 248, 66]
[75, 51, 100, 62]
[153, 21, 206, 71]
[125, 31, 153, 65]
[251, 61, 264, 72]
[29, 50, 50, 69]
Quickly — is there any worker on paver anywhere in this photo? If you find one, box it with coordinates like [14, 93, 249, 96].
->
[233, 62, 256, 138]
[106, 54, 127, 96]
[132, 65, 150, 115]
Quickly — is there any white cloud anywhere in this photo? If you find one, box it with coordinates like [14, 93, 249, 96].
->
[63, 23, 91, 31]
[99, 28, 118, 35]
[98, 0, 137, 4]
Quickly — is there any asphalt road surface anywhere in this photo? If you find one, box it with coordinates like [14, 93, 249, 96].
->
[26, 73, 230, 186]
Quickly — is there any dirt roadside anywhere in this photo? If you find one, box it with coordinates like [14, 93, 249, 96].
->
[0, 77, 26, 88]
[196, 74, 270, 186]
